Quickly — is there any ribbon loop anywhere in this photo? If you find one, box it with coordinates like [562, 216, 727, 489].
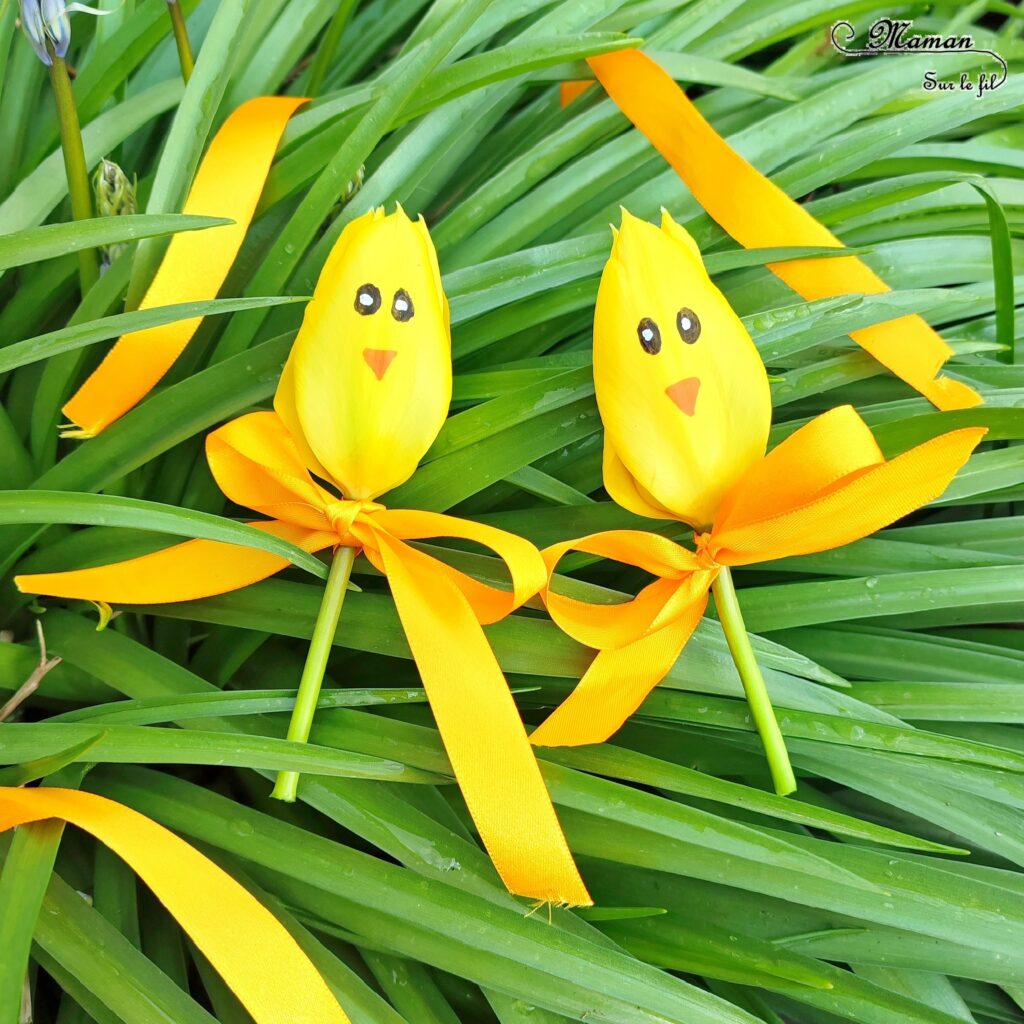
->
[530, 532, 712, 748]
[713, 406, 883, 530]
[363, 509, 546, 623]
[541, 531, 707, 651]
[713, 422, 986, 565]
[206, 412, 337, 531]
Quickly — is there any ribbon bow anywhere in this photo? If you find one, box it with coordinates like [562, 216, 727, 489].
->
[17, 410, 591, 907]
[529, 407, 985, 749]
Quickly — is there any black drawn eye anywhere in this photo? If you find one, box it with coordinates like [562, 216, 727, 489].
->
[354, 283, 381, 315]
[637, 317, 661, 354]
[676, 307, 701, 344]
[391, 288, 414, 322]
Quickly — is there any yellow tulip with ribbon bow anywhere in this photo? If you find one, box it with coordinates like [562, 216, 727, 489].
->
[17, 206, 591, 908]
[528, 210, 985, 796]
[0, 787, 351, 1023]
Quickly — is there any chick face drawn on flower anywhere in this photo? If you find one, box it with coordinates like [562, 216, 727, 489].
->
[276, 205, 452, 501]
[595, 209, 771, 529]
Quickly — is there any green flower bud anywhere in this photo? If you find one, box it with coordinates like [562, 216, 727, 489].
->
[92, 158, 137, 267]
[93, 159, 136, 218]
[342, 163, 365, 203]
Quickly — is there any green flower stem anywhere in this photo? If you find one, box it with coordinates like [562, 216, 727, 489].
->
[306, 0, 359, 96]
[271, 545, 356, 802]
[46, 46, 99, 296]
[711, 565, 796, 796]
[166, 1, 194, 83]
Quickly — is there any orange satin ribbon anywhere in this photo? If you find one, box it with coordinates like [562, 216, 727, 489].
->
[568, 51, 981, 412]
[17, 411, 591, 907]
[559, 80, 593, 106]
[530, 408, 984, 748]
[63, 96, 307, 438]
[0, 787, 350, 1023]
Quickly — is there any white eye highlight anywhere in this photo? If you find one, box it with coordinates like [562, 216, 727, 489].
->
[355, 283, 381, 314]
[391, 288, 414, 322]
[637, 316, 661, 354]
[676, 307, 701, 343]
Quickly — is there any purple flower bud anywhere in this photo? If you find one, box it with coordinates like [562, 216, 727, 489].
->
[19, 0, 74, 64]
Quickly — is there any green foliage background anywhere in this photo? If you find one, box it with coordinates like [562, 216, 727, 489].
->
[0, 0, 1023, 1022]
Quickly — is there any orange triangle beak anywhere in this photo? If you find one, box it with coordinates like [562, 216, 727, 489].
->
[362, 348, 398, 381]
[665, 376, 700, 416]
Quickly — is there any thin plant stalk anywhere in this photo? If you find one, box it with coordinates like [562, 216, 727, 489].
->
[306, 0, 358, 96]
[711, 565, 796, 796]
[46, 43, 99, 295]
[166, 0, 194, 83]
[271, 545, 356, 802]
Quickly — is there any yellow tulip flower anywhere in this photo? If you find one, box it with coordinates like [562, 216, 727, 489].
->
[596, 209, 770, 528]
[18, 207, 590, 908]
[531, 210, 985, 797]
[275, 206, 452, 500]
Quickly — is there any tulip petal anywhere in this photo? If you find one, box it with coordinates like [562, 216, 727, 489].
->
[602, 443, 677, 521]
[16, 521, 333, 604]
[273, 349, 337, 487]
